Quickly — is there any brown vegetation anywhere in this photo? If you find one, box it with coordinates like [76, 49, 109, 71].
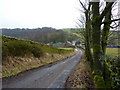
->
[2, 52, 77, 78]
[65, 55, 94, 88]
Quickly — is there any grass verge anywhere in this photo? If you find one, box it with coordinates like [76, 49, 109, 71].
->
[58, 48, 74, 50]
[65, 53, 95, 88]
[2, 52, 76, 78]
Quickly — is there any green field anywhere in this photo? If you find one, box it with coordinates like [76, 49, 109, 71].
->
[91, 48, 119, 57]
[106, 48, 119, 57]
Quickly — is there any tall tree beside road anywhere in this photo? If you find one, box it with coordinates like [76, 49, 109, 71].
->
[79, 0, 120, 88]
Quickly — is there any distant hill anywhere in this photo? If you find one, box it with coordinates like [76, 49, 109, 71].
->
[2, 27, 57, 39]
[2, 27, 79, 44]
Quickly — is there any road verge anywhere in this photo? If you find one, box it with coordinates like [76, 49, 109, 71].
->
[65, 53, 95, 88]
[2, 51, 77, 78]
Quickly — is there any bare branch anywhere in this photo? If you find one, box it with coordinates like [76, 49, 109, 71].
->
[99, 2, 114, 21]
[101, 18, 120, 24]
[79, 0, 87, 11]
[110, 23, 120, 29]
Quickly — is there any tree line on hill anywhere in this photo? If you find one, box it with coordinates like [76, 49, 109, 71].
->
[2, 27, 79, 44]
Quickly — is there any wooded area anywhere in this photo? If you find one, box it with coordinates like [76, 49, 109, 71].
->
[2, 27, 79, 44]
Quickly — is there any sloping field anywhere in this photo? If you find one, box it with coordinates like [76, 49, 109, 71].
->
[2, 36, 77, 77]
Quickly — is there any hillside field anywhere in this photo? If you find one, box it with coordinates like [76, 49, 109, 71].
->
[2, 36, 77, 77]
[106, 48, 119, 57]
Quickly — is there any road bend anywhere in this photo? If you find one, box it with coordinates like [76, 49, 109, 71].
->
[2, 49, 82, 88]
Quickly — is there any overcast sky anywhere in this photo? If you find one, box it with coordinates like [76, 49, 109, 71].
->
[0, 0, 81, 29]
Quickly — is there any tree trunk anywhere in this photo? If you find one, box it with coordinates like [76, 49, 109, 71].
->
[85, 10, 93, 69]
[92, 2, 102, 74]
[101, 2, 112, 56]
[101, 2, 113, 88]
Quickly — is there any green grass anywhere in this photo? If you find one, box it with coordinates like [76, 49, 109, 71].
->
[91, 48, 119, 57]
[106, 48, 119, 57]
[2, 36, 73, 61]
[58, 47, 74, 50]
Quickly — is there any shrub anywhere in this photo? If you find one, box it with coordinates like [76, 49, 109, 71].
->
[31, 45, 43, 58]
[4, 41, 32, 57]
[106, 57, 120, 88]
[2, 45, 9, 60]
[2, 40, 44, 59]
[94, 75, 105, 88]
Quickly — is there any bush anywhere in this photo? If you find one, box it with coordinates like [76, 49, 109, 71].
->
[2, 45, 9, 59]
[31, 45, 43, 58]
[94, 75, 105, 88]
[101, 56, 120, 88]
[5, 41, 32, 57]
[2, 40, 44, 59]
[106, 57, 120, 88]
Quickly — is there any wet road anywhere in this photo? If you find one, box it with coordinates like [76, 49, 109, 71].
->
[2, 49, 82, 88]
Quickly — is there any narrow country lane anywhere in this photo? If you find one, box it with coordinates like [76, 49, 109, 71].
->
[2, 49, 82, 88]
